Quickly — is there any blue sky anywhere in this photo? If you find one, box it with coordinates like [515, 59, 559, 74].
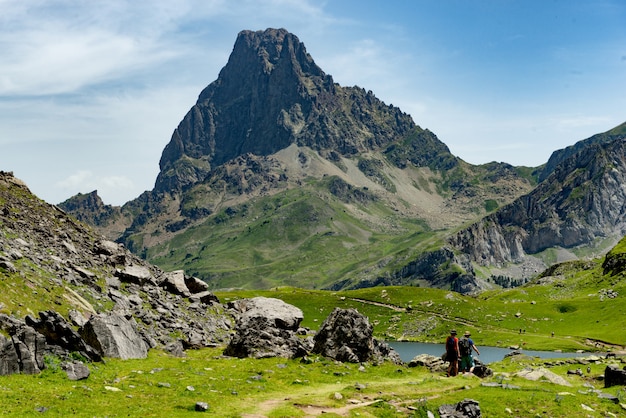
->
[1, 0, 624, 205]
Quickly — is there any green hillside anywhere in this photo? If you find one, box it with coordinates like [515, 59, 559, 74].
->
[145, 177, 441, 290]
[216, 242, 626, 351]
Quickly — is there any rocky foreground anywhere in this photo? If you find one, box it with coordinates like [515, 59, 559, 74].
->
[0, 171, 401, 377]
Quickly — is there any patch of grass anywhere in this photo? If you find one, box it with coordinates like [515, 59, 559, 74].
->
[2, 348, 624, 417]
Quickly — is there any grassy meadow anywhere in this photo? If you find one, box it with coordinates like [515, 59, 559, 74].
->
[2, 344, 624, 417]
[2, 248, 626, 416]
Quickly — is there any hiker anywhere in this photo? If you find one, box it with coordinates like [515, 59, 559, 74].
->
[445, 329, 460, 376]
[459, 331, 480, 373]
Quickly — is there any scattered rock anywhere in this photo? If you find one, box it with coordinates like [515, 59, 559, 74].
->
[62, 361, 90, 380]
[438, 398, 481, 417]
[604, 365, 626, 388]
[516, 367, 572, 386]
[195, 402, 209, 412]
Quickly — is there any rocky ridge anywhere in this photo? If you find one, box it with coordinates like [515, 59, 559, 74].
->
[449, 136, 626, 272]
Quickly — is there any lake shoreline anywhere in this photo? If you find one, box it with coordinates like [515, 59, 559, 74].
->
[386, 341, 610, 364]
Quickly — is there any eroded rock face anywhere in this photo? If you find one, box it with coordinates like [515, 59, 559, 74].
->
[312, 307, 401, 364]
[223, 297, 311, 359]
[450, 138, 626, 269]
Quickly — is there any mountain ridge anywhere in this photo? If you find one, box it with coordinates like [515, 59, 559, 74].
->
[58, 28, 624, 294]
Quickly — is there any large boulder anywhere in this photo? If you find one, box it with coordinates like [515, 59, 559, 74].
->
[0, 313, 54, 374]
[312, 307, 402, 364]
[604, 365, 626, 388]
[79, 312, 148, 359]
[228, 297, 303, 330]
[224, 297, 311, 359]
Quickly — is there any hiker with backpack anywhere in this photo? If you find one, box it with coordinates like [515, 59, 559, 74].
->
[445, 329, 460, 376]
[459, 330, 480, 373]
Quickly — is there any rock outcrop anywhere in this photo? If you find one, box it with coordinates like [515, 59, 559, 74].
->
[312, 307, 401, 364]
[223, 297, 312, 359]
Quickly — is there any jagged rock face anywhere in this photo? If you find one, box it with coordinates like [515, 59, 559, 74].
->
[449, 138, 626, 266]
[155, 28, 418, 192]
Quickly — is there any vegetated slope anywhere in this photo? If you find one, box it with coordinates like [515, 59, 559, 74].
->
[0, 171, 231, 348]
[217, 234, 626, 350]
[449, 126, 626, 281]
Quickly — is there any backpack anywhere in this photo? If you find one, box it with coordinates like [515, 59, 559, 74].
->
[459, 338, 471, 356]
[446, 336, 456, 353]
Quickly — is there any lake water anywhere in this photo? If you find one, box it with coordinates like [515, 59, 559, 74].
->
[387, 341, 591, 364]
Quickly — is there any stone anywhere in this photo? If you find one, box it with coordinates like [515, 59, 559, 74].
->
[162, 270, 191, 297]
[79, 313, 148, 359]
[312, 307, 402, 364]
[516, 367, 572, 387]
[184, 276, 209, 294]
[26, 310, 101, 362]
[0, 334, 20, 375]
[62, 361, 90, 380]
[408, 353, 447, 373]
[224, 315, 312, 359]
[189, 291, 220, 305]
[228, 297, 303, 330]
[224, 297, 311, 359]
[195, 402, 209, 412]
[439, 399, 481, 418]
[115, 265, 152, 285]
[604, 365, 626, 388]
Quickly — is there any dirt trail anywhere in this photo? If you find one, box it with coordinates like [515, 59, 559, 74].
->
[241, 395, 383, 418]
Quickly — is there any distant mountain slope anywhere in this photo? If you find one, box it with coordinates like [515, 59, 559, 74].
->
[538, 121, 626, 182]
[60, 28, 537, 294]
[449, 130, 626, 273]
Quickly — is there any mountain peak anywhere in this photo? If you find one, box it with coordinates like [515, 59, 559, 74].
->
[155, 28, 417, 193]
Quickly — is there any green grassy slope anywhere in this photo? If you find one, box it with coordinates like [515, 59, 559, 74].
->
[146, 182, 440, 290]
[215, 245, 626, 351]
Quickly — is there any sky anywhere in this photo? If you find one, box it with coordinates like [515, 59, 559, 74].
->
[1, 1, 625, 206]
